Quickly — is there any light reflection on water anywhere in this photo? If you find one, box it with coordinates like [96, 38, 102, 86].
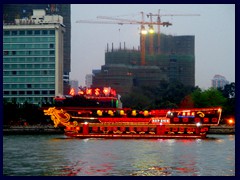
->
[3, 134, 235, 176]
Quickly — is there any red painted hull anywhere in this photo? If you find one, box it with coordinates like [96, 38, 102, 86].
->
[65, 132, 207, 139]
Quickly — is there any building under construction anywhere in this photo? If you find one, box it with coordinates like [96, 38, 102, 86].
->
[92, 33, 195, 96]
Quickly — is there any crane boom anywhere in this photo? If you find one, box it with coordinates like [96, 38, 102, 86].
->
[96, 16, 172, 26]
[76, 20, 127, 25]
[76, 19, 171, 26]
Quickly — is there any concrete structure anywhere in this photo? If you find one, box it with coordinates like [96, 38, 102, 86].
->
[92, 34, 195, 96]
[3, 9, 65, 104]
[212, 74, 229, 89]
[3, 4, 71, 94]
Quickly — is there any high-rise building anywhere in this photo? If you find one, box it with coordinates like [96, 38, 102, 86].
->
[3, 9, 65, 104]
[85, 74, 93, 88]
[3, 4, 71, 94]
[92, 34, 195, 96]
[212, 74, 229, 89]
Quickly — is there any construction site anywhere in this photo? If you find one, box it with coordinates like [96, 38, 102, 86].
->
[77, 11, 198, 96]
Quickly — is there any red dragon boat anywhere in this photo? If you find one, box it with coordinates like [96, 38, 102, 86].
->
[43, 87, 222, 139]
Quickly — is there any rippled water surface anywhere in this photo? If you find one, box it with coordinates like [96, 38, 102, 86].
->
[3, 134, 235, 176]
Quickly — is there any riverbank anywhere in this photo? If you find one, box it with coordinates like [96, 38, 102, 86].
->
[3, 125, 235, 135]
[208, 125, 235, 134]
[3, 125, 64, 135]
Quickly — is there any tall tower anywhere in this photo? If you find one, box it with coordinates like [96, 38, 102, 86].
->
[3, 9, 65, 104]
[3, 4, 71, 94]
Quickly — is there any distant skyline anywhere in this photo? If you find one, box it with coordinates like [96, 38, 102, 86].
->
[70, 4, 235, 89]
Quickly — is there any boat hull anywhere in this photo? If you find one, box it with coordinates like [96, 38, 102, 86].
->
[65, 132, 207, 139]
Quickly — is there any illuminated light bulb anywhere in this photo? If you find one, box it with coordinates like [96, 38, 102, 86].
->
[120, 110, 125, 116]
[108, 110, 114, 116]
[227, 119, 234, 125]
[148, 26, 154, 34]
[132, 110, 137, 116]
[97, 110, 102, 116]
[141, 29, 148, 35]
[143, 110, 149, 116]
[196, 122, 201, 127]
[141, 25, 148, 35]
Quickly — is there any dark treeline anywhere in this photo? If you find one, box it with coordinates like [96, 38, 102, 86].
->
[3, 100, 50, 126]
[3, 81, 235, 126]
[121, 81, 235, 123]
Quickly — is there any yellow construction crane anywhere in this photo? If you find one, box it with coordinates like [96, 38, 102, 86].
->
[76, 11, 200, 66]
[96, 12, 172, 65]
[76, 11, 171, 66]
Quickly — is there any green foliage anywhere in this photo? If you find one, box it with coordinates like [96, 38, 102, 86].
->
[121, 80, 197, 109]
[218, 82, 235, 117]
[190, 83, 235, 120]
[191, 88, 226, 108]
[121, 81, 234, 118]
[121, 88, 152, 109]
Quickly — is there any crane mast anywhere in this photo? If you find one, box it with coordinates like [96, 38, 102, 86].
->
[148, 13, 154, 56]
[140, 12, 146, 65]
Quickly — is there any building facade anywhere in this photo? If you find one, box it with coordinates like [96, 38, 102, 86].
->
[92, 34, 195, 96]
[3, 4, 71, 94]
[85, 74, 93, 88]
[212, 74, 229, 89]
[3, 9, 65, 104]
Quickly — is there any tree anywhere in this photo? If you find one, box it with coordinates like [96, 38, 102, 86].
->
[218, 82, 235, 98]
[121, 90, 152, 110]
[121, 81, 197, 109]
[218, 82, 235, 118]
[191, 88, 227, 108]
[3, 99, 20, 125]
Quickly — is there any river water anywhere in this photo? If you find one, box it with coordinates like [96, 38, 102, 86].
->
[3, 134, 235, 176]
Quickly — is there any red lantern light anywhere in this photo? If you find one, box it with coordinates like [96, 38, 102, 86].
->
[110, 89, 116, 97]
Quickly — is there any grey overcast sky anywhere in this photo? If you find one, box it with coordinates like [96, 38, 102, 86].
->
[70, 4, 235, 89]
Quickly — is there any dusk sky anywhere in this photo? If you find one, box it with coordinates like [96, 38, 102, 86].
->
[70, 4, 235, 89]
